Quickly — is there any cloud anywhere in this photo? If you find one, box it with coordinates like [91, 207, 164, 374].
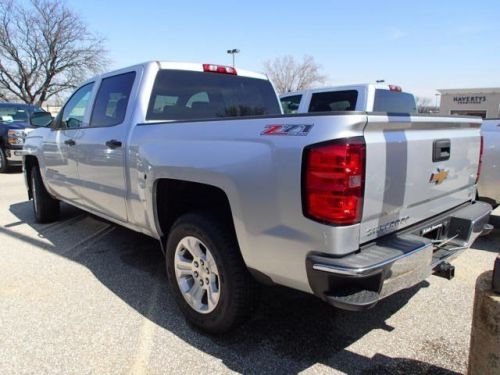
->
[389, 28, 408, 40]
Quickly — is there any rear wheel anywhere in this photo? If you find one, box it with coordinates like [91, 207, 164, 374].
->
[0, 147, 8, 173]
[31, 166, 60, 223]
[166, 212, 259, 333]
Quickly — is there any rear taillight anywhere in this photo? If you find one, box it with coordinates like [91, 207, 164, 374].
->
[203, 64, 237, 75]
[303, 137, 366, 226]
[475, 135, 484, 184]
[389, 85, 402, 92]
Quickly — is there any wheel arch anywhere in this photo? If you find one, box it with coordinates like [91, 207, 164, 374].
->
[154, 178, 239, 254]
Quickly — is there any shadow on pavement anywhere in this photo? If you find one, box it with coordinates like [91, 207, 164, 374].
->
[4, 166, 23, 174]
[472, 211, 500, 253]
[7, 200, 459, 374]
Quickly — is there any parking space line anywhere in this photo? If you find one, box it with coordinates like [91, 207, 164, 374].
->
[66, 225, 116, 258]
[36, 213, 87, 235]
[129, 265, 162, 375]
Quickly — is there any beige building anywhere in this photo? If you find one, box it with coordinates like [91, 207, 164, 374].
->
[438, 87, 500, 119]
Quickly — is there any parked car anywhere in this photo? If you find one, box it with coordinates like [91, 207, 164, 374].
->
[478, 118, 500, 207]
[280, 83, 417, 114]
[0, 103, 52, 172]
[22, 61, 491, 333]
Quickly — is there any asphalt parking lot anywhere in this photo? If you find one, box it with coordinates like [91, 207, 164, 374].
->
[1, 171, 499, 375]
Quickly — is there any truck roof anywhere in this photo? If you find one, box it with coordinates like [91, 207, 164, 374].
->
[157, 61, 268, 80]
[280, 83, 409, 97]
[86, 61, 269, 84]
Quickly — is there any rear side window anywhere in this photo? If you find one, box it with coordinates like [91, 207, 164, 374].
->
[308, 90, 358, 112]
[373, 89, 416, 113]
[146, 70, 281, 121]
[90, 72, 136, 127]
[280, 95, 301, 114]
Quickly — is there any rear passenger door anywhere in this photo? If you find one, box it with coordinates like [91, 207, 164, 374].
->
[75, 70, 138, 222]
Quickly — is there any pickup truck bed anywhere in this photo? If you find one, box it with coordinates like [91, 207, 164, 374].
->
[22, 61, 491, 333]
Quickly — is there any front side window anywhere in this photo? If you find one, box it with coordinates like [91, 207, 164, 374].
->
[60, 83, 94, 129]
[280, 95, 301, 114]
[146, 70, 281, 121]
[90, 72, 136, 127]
[309, 90, 358, 112]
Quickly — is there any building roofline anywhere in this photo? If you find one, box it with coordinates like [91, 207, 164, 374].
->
[438, 87, 500, 95]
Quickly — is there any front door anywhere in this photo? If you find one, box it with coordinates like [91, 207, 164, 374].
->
[75, 71, 137, 222]
[43, 83, 94, 202]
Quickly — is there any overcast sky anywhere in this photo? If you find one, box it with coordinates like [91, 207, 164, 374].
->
[67, 0, 500, 100]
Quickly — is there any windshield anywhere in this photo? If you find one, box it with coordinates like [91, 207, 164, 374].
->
[146, 70, 281, 121]
[0, 105, 31, 123]
[0, 104, 50, 126]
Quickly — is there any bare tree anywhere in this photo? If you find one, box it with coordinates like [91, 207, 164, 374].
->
[263, 55, 327, 95]
[0, 0, 108, 106]
[416, 96, 438, 113]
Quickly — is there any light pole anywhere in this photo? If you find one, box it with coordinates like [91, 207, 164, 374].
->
[227, 49, 240, 67]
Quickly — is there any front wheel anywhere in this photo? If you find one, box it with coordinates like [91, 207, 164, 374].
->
[166, 212, 259, 333]
[0, 147, 8, 173]
[31, 166, 60, 223]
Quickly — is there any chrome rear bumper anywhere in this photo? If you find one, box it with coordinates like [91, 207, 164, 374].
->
[306, 201, 492, 311]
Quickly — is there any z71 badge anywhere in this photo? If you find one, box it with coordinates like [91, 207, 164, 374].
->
[261, 124, 313, 136]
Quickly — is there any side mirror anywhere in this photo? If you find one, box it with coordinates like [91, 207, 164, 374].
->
[30, 112, 53, 127]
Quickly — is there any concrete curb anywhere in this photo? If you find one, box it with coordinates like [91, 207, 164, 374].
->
[468, 271, 500, 375]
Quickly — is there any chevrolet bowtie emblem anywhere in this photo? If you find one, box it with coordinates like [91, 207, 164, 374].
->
[429, 168, 449, 185]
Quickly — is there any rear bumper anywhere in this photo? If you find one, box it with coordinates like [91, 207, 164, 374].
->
[306, 201, 492, 311]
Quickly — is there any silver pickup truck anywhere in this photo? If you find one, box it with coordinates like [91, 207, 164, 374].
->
[478, 118, 500, 207]
[22, 61, 492, 333]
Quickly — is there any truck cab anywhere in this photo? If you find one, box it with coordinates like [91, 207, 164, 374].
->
[280, 83, 417, 114]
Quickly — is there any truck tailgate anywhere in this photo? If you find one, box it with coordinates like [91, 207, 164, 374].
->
[360, 114, 482, 244]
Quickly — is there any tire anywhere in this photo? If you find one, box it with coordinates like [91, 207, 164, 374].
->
[31, 166, 60, 223]
[0, 147, 8, 173]
[166, 212, 259, 333]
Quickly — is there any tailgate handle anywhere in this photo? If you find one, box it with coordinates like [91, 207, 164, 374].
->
[433, 139, 451, 162]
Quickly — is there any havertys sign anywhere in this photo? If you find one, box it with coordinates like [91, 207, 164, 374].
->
[453, 96, 486, 104]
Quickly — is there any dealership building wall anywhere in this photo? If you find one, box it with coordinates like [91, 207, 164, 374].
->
[438, 88, 500, 119]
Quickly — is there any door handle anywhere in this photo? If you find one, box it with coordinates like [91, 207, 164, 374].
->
[105, 139, 122, 149]
[64, 139, 76, 146]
